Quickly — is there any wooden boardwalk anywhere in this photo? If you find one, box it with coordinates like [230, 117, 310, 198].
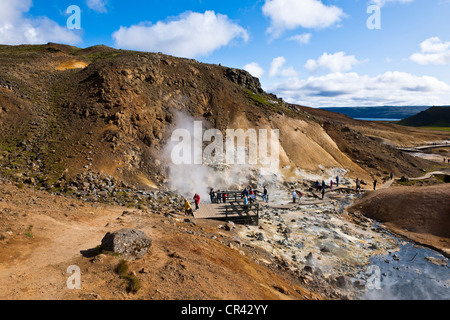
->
[397, 144, 450, 152]
[265, 198, 335, 210]
[191, 186, 370, 223]
[193, 194, 260, 225]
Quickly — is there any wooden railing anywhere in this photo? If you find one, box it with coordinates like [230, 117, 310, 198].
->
[211, 190, 266, 203]
[224, 202, 260, 225]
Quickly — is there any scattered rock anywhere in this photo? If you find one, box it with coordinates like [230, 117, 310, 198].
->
[305, 252, 314, 262]
[168, 251, 184, 259]
[320, 246, 331, 253]
[333, 275, 352, 289]
[255, 232, 265, 241]
[353, 279, 367, 290]
[303, 266, 313, 274]
[183, 218, 196, 225]
[273, 284, 290, 295]
[139, 268, 148, 274]
[100, 229, 152, 261]
[223, 221, 236, 231]
[81, 293, 103, 300]
[91, 254, 106, 264]
[425, 256, 447, 267]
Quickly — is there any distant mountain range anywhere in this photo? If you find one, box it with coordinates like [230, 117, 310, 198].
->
[320, 106, 432, 120]
[398, 106, 450, 127]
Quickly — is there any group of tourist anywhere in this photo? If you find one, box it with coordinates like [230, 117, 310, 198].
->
[183, 172, 391, 216]
[242, 185, 269, 211]
[291, 189, 303, 203]
[183, 193, 201, 216]
[183, 185, 270, 216]
[209, 189, 227, 204]
[313, 176, 340, 200]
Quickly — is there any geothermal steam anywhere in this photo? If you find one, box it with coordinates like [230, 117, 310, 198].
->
[163, 111, 281, 202]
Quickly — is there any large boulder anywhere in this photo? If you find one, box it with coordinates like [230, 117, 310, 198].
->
[101, 229, 152, 261]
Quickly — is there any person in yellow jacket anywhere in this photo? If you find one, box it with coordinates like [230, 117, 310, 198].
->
[184, 199, 193, 216]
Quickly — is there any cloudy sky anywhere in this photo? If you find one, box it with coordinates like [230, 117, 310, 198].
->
[1, 0, 450, 107]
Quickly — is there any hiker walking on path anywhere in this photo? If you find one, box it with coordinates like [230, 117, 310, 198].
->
[222, 192, 227, 203]
[292, 189, 297, 203]
[390, 172, 394, 180]
[184, 199, 193, 216]
[210, 189, 215, 203]
[217, 190, 222, 203]
[242, 187, 249, 198]
[243, 195, 249, 212]
[373, 179, 378, 191]
[262, 186, 269, 203]
[330, 180, 334, 190]
[193, 193, 200, 211]
[356, 178, 361, 192]
[321, 186, 326, 200]
[316, 180, 321, 191]
[336, 176, 339, 187]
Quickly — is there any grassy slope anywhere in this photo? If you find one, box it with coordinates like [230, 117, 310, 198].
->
[398, 106, 450, 128]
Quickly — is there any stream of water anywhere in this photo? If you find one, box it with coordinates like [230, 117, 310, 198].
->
[359, 225, 449, 300]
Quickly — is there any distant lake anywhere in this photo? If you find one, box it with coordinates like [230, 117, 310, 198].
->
[355, 118, 401, 122]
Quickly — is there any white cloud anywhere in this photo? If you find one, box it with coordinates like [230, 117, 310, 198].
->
[0, 0, 81, 45]
[269, 71, 450, 107]
[410, 37, 450, 65]
[288, 33, 312, 44]
[269, 57, 287, 77]
[112, 11, 249, 58]
[262, 0, 344, 37]
[279, 66, 299, 78]
[269, 56, 298, 78]
[87, 0, 107, 13]
[370, 0, 414, 7]
[243, 62, 265, 79]
[305, 52, 362, 73]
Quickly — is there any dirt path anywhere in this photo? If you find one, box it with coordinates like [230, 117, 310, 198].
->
[397, 144, 450, 152]
[0, 195, 124, 299]
[409, 171, 450, 180]
[378, 170, 450, 190]
[380, 179, 395, 189]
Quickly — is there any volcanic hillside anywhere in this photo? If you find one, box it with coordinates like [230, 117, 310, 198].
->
[348, 184, 450, 257]
[0, 43, 446, 195]
[398, 106, 450, 128]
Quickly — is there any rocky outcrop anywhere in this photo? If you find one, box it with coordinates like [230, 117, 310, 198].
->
[101, 229, 152, 261]
[225, 68, 263, 93]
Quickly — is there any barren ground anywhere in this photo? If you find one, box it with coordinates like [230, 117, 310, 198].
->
[348, 184, 450, 257]
[0, 179, 320, 300]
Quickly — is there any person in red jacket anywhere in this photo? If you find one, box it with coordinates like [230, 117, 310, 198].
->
[193, 193, 200, 211]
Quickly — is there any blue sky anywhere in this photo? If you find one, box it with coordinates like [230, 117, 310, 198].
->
[2, 0, 450, 107]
